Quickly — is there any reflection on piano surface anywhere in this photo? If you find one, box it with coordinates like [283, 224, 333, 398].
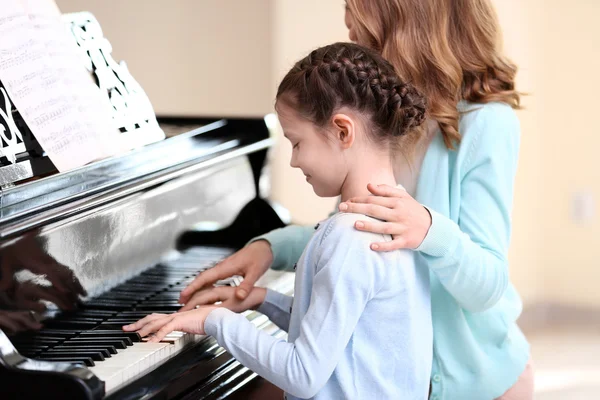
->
[0, 117, 293, 399]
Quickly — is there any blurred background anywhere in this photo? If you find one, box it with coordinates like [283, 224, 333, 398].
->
[55, 1, 600, 398]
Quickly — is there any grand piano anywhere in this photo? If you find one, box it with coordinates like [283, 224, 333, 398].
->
[0, 114, 294, 399]
[0, 5, 298, 398]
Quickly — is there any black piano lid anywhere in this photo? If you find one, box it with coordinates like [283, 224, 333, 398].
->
[0, 116, 273, 238]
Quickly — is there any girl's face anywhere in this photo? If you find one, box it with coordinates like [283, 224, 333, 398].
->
[276, 102, 348, 198]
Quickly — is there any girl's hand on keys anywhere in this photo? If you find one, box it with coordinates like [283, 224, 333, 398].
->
[179, 286, 267, 313]
[179, 240, 273, 305]
[122, 307, 218, 341]
[338, 183, 432, 251]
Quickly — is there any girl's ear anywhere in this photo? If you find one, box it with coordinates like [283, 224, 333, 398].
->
[332, 113, 355, 149]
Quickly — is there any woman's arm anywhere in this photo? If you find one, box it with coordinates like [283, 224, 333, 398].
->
[416, 105, 520, 312]
[250, 225, 315, 271]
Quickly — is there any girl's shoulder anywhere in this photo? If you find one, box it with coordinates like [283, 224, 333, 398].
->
[312, 212, 414, 282]
[315, 213, 412, 261]
[316, 212, 384, 244]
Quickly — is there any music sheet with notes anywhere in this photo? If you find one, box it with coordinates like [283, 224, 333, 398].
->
[0, 0, 122, 171]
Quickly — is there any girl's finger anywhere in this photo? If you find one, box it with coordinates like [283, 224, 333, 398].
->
[148, 321, 177, 343]
[122, 313, 167, 331]
[137, 315, 174, 338]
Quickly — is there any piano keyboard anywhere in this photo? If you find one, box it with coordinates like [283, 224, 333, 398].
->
[10, 246, 293, 395]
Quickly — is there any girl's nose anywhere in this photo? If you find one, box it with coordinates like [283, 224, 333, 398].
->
[290, 155, 299, 169]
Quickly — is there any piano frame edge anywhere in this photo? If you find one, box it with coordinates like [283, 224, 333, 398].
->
[0, 329, 105, 399]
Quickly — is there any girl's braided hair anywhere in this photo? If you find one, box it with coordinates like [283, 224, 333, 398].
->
[276, 42, 427, 143]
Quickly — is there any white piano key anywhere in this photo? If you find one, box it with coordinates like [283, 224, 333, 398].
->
[89, 340, 175, 393]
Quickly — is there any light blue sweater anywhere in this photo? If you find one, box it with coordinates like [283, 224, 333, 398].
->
[256, 101, 530, 399]
[205, 213, 432, 399]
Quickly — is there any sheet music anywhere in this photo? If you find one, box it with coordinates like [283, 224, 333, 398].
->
[0, 0, 123, 172]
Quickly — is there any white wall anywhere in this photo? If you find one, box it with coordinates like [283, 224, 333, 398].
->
[55, 0, 600, 308]
[56, 0, 275, 117]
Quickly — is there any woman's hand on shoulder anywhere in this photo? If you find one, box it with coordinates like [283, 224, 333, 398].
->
[338, 183, 431, 251]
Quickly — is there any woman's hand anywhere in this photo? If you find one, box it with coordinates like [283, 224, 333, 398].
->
[179, 240, 273, 307]
[338, 183, 432, 251]
[123, 307, 218, 342]
[179, 286, 267, 313]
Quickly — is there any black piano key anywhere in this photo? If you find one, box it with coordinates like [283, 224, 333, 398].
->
[93, 295, 146, 303]
[141, 299, 181, 304]
[11, 336, 65, 343]
[80, 330, 141, 341]
[71, 336, 133, 346]
[60, 317, 104, 323]
[102, 318, 139, 323]
[32, 329, 79, 337]
[134, 305, 183, 312]
[149, 293, 183, 300]
[36, 355, 95, 367]
[65, 309, 117, 317]
[53, 345, 117, 355]
[19, 351, 41, 358]
[111, 286, 160, 293]
[44, 350, 106, 361]
[118, 283, 173, 289]
[13, 341, 52, 348]
[44, 320, 100, 330]
[12, 338, 61, 345]
[65, 339, 129, 349]
[97, 323, 138, 331]
[15, 345, 48, 352]
[83, 301, 136, 310]
[49, 347, 112, 357]
[117, 310, 174, 316]
[160, 288, 189, 293]
[131, 276, 185, 282]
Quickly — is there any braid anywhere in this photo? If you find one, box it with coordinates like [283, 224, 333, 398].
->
[277, 42, 426, 141]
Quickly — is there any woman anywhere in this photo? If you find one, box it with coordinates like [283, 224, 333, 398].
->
[179, 1, 533, 398]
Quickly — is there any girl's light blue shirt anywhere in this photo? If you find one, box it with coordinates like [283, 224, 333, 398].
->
[206, 213, 433, 399]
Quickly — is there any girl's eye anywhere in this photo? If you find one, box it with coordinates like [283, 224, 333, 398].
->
[293, 143, 299, 150]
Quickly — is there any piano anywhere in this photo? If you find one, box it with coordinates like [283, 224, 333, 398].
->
[0, 116, 294, 399]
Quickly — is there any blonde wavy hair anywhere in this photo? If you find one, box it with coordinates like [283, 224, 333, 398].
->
[345, 0, 520, 149]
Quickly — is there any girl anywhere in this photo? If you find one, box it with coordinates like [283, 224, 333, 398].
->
[125, 43, 433, 399]
[179, 1, 533, 399]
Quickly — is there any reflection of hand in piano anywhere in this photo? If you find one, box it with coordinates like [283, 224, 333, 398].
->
[0, 310, 42, 335]
[179, 240, 273, 308]
[7, 280, 79, 312]
[0, 235, 87, 310]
